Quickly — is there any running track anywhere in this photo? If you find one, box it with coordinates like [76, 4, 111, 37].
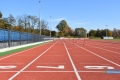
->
[0, 39, 120, 80]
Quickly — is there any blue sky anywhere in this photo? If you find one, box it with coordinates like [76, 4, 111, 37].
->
[0, 0, 120, 32]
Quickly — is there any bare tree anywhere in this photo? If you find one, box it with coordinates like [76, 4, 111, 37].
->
[8, 14, 16, 26]
[40, 20, 49, 35]
[30, 15, 39, 33]
[41, 20, 48, 30]
[112, 28, 118, 38]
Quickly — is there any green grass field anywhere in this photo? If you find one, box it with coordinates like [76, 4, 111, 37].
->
[91, 38, 120, 42]
[0, 42, 49, 57]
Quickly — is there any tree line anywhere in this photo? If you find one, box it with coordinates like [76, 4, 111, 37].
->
[56, 20, 120, 38]
[0, 11, 56, 37]
[0, 11, 120, 38]
[89, 28, 120, 38]
[56, 20, 87, 38]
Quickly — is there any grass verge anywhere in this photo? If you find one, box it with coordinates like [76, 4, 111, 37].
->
[0, 42, 49, 56]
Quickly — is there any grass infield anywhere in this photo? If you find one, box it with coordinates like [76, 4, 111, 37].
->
[0, 41, 50, 56]
[91, 38, 120, 41]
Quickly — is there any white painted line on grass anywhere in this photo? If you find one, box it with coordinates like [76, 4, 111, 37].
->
[8, 41, 59, 80]
[64, 43, 81, 80]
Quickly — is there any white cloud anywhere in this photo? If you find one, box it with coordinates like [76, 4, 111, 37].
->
[49, 18, 65, 22]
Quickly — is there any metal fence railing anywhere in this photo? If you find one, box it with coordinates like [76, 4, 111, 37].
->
[0, 28, 51, 49]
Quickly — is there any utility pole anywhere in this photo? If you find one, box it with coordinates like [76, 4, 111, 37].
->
[50, 16, 51, 37]
[39, 1, 41, 35]
[105, 25, 108, 36]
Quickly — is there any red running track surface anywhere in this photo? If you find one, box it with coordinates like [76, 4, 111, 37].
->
[0, 39, 120, 80]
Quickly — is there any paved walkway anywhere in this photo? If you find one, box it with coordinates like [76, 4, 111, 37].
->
[0, 41, 50, 53]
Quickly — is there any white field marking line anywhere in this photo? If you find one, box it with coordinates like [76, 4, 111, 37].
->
[85, 44, 120, 54]
[89, 40, 120, 47]
[92, 40, 120, 46]
[44, 55, 64, 56]
[0, 43, 46, 61]
[64, 43, 81, 80]
[88, 43, 120, 49]
[36, 65, 64, 69]
[86, 41, 120, 49]
[37, 63, 66, 64]
[0, 70, 105, 73]
[8, 40, 59, 80]
[75, 55, 93, 56]
[84, 66, 114, 69]
[0, 63, 23, 64]
[67, 41, 120, 67]
[78, 42, 120, 55]
[17, 55, 37, 56]
[0, 66, 16, 69]
[74, 44, 120, 67]
[78, 71, 104, 73]
[67, 47, 80, 49]
[79, 63, 110, 65]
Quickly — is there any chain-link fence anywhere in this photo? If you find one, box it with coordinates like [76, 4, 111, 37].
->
[0, 29, 51, 49]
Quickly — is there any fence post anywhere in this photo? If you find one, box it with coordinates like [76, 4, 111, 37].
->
[8, 30, 10, 47]
[27, 33, 28, 43]
[20, 32, 21, 45]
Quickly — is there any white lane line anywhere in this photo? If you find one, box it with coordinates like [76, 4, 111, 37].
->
[64, 43, 81, 80]
[37, 63, 66, 64]
[44, 55, 64, 56]
[79, 63, 109, 65]
[74, 44, 120, 67]
[0, 66, 16, 69]
[78, 71, 104, 73]
[8, 41, 58, 80]
[85, 44, 120, 54]
[75, 55, 93, 56]
[84, 66, 114, 69]
[88, 43, 120, 49]
[0, 63, 23, 64]
[0, 70, 105, 73]
[0, 43, 46, 61]
[36, 65, 64, 69]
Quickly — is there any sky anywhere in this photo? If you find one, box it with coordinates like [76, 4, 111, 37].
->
[0, 0, 120, 32]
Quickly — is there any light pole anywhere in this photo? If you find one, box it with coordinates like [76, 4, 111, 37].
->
[39, 1, 41, 35]
[105, 25, 108, 36]
[86, 31, 87, 38]
[50, 16, 51, 37]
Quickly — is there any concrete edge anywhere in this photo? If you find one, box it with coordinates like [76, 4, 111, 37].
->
[0, 40, 52, 53]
